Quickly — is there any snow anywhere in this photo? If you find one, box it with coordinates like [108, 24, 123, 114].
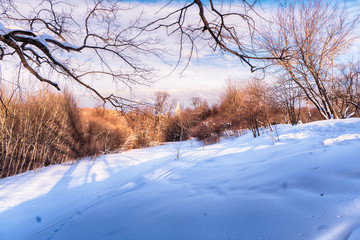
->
[1, 118, 360, 240]
[0, 23, 80, 50]
[0, 24, 26, 34]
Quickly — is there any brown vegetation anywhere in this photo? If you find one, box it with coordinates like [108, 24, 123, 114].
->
[0, 71, 352, 178]
[0, 90, 80, 178]
[1, 0, 359, 180]
[0, 90, 131, 178]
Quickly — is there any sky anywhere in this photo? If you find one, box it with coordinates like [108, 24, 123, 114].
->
[71, 0, 270, 107]
[1, 0, 359, 108]
[78, 0, 358, 108]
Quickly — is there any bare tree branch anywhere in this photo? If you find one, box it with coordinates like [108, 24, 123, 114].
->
[259, 0, 359, 119]
[143, 0, 286, 72]
[0, 0, 163, 111]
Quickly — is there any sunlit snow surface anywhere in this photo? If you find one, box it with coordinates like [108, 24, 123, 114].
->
[1, 119, 360, 240]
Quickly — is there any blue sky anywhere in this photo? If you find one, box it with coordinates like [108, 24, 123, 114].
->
[108, 0, 359, 108]
[2, 0, 358, 108]
[100, 0, 265, 107]
[71, 0, 261, 107]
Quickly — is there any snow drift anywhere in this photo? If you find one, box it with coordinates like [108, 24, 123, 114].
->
[1, 119, 360, 240]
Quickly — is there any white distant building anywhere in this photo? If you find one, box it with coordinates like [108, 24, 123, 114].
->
[175, 101, 181, 116]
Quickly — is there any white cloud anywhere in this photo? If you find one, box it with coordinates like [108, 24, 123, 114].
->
[4, 0, 359, 109]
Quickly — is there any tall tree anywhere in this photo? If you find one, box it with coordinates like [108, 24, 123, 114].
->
[334, 60, 360, 117]
[272, 78, 302, 125]
[154, 91, 172, 143]
[259, 0, 359, 119]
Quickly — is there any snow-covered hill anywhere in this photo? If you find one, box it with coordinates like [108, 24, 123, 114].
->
[1, 119, 360, 240]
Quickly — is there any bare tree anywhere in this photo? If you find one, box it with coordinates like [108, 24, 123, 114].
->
[219, 78, 244, 130]
[220, 77, 280, 137]
[259, 0, 359, 119]
[153, 91, 173, 143]
[144, 0, 287, 72]
[0, 0, 160, 110]
[241, 77, 276, 137]
[191, 97, 202, 109]
[333, 60, 360, 117]
[272, 77, 302, 125]
[127, 106, 155, 148]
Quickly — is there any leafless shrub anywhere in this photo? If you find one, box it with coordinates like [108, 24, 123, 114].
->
[272, 79, 303, 125]
[170, 142, 182, 160]
[81, 107, 132, 154]
[164, 108, 194, 142]
[190, 115, 226, 145]
[127, 107, 156, 148]
[219, 77, 283, 138]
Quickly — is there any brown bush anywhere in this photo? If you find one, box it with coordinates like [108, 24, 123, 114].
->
[126, 107, 156, 148]
[81, 107, 132, 153]
[219, 77, 284, 138]
[190, 115, 227, 145]
[164, 108, 194, 142]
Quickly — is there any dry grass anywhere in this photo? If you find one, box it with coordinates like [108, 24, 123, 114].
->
[0, 91, 131, 178]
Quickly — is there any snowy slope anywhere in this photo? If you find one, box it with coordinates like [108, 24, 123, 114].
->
[1, 119, 360, 240]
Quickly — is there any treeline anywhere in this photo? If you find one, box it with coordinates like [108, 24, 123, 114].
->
[130, 75, 360, 147]
[1, 71, 360, 178]
[136, 77, 325, 146]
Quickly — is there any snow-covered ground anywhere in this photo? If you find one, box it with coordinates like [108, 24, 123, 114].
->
[1, 119, 360, 240]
